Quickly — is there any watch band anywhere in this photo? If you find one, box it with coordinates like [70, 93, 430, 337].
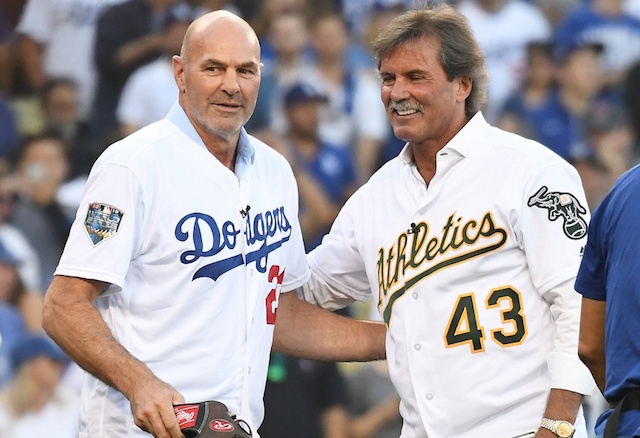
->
[540, 418, 576, 438]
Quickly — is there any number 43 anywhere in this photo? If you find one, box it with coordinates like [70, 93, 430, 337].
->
[444, 286, 528, 353]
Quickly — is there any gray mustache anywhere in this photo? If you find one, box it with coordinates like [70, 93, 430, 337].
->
[389, 100, 424, 113]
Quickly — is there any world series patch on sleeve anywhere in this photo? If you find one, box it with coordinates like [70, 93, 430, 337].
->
[174, 401, 253, 438]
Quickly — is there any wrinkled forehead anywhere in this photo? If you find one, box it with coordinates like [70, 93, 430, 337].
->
[379, 37, 441, 71]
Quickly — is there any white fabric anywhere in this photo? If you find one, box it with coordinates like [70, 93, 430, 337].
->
[457, 0, 551, 123]
[627, 0, 640, 20]
[0, 223, 42, 292]
[116, 57, 179, 130]
[0, 386, 79, 438]
[55, 103, 311, 437]
[300, 112, 593, 437]
[16, 0, 124, 120]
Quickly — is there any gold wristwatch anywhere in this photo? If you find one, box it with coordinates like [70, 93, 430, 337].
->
[540, 418, 576, 438]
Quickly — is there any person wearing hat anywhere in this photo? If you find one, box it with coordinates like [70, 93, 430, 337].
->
[0, 239, 28, 386]
[554, 0, 640, 89]
[277, 81, 357, 252]
[524, 39, 609, 161]
[0, 333, 78, 437]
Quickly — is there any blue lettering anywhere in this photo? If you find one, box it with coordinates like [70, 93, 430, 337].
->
[175, 213, 240, 264]
[175, 206, 292, 282]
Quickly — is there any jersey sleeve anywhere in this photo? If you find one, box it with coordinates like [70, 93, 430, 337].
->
[519, 161, 589, 292]
[574, 201, 607, 301]
[277, 155, 312, 293]
[55, 161, 146, 291]
[519, 160, 594, 394]
[300, 194, 372, 308]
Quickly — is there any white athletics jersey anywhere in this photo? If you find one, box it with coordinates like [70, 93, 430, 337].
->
[305, 112, 593, 437]
[55, 103, 310, 437]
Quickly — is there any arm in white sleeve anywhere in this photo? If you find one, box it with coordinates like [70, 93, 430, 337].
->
[544, 277, 595, 395]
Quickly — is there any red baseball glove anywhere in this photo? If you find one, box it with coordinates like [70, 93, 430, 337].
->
[174, 401, 252, 438]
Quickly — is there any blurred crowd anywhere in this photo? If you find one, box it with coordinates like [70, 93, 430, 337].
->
[0, 0, 639, 436]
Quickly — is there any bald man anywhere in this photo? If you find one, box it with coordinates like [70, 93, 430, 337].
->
[42, 11, 385, 438]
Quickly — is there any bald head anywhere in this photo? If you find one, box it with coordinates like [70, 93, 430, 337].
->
[172, 9, 263, 152]
[180, 10, 261, 62]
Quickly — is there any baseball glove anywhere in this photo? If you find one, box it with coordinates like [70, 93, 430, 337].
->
[174, 401, 252, 438]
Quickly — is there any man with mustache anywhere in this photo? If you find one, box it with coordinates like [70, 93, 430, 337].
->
[41, 10, 386, 438]
[295, 5, 595, 438]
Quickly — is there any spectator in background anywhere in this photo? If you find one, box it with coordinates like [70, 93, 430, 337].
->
[88, 0, 176, 149]
[41, 79, 79, 149]
[259, 352, 350, 438]
[0, 302, 26, 387]
[0, 333, 78, 437]
[251, 0, 313, 50]
[534, 0, 581, 28]
[0, 0, 19, 94]
[340, 0, 415, 42]
[0, 92, 20, 158]
[250, 10, 311, 134]
[38, 78, 96, 178]
[554, 0, 640, 90]
[116, 3, 199, 137]
[497, 40, 556, 138]
[302, 10, 389, 183]
[15, 0, 124, 125]
[574, 101, 634, 208]
[526, 40, 606, 161]
[623, 59, 640, 159]
[0, 240, 44, 385]
[9, 133, 71, 292]
[0, 161, 43, 308]
[360, 3, 409, 172]
[358, 2, 408, 67]
[265, 82, 357, 252]
[457, 0, 552, 123]
[0, 216, 42, 335]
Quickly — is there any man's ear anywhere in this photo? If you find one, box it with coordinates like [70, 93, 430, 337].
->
[456, 76, 472, 103]
[172, 55, 186, 92]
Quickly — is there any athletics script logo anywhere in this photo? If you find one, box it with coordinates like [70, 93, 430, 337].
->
[175, 206, 292, 281]
[527, 186, 588, 239]
[378, 212, 507, 324]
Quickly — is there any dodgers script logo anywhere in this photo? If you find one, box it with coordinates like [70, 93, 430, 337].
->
[175, 206, 292, 281]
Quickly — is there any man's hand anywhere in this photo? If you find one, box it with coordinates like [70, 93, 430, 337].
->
[129, 373, 186, 438]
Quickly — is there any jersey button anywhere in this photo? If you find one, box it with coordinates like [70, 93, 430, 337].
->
[248, 367, 251, 374]
[412, 292, 418, 300]
[425, 393, 433, 400]
[414, 344, 421, 351]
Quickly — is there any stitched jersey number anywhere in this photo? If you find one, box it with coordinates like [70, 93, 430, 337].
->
[266, 265, 285, 325]
[445, 286, 527, 353]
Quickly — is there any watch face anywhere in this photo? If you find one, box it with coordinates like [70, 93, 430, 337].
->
[556, 421, 574, 437]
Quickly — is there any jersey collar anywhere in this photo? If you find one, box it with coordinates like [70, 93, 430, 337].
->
[398, 111, 489, 164]
[166, 102, 255, 177]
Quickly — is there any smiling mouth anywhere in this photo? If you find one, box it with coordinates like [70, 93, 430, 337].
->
[394, 108, 420, 116]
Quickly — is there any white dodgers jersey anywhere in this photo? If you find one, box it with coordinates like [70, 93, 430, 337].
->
[55, 103, 310, 437]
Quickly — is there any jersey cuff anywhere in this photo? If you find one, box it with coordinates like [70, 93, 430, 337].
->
[548, 351, 595, 395]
